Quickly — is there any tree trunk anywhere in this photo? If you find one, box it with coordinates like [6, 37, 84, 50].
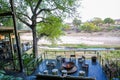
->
[32, 26, 38, 58]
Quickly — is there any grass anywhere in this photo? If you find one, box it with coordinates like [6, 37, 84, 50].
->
[40, 43, 120, 49]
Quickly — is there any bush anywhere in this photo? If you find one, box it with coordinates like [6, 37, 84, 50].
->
[107, 26, 116, 31]
[79, 22, 101, 32]
[0, 70, 23, 80]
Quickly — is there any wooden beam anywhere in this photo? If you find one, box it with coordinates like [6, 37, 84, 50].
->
[0, 12, 13, 17]
[0, 27, 14, 33]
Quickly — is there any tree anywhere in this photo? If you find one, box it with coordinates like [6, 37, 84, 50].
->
[0, 0, 25, 29]
[91, 17, 103, 26]
[0, 17, 13, 27]
[0, 0, 13, 27]
[0, 0, 80, 57]
[104, 18, 115, 24]
[80, 22, 100, 32]
[73, 18, 81, 27]
[37, 15, 64, 44]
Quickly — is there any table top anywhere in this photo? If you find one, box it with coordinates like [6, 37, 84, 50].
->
[61, 62, 77, 74]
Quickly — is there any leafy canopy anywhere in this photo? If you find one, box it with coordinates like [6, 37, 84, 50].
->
[91, 17, 103, 26]
[104, 18, 115, 24]
[80, 22, 100, 32]
[37, 15, 64, 43]
[0, 0, 13, 27]
[0, 0, 81, 56]
[73, 18, 81, 27]
[15, 0, 79, 25]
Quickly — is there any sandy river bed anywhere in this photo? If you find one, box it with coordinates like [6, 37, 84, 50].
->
[20, 31, 120, 46]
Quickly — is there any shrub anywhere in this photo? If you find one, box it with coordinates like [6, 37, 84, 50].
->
[0, 70, 23, 80]
[107, 26, 116, 31]
[79, 22, 101, 32]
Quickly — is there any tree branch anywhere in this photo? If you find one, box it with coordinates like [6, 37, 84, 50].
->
[17, 16, 31, 28]
[17, 12, 31, 21]
[36, 20, 45, 24]
[29, 1, 34, 14]
[36, 8, 57, 16]
[34, 0, 42, 13]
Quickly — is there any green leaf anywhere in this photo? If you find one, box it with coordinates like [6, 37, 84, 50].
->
[37, 15, 64, 44]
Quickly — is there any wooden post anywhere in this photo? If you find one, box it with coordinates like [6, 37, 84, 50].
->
[44, 52, 45, 59]
[55, 51, 56, 59]
[10, 0, 24, 72]
[9, 33, 15, 70]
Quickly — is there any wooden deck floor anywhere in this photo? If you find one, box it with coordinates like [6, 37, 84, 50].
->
[27, 59, 107, 80]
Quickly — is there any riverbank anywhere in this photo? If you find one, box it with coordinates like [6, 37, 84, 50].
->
[20, 30, 120, 47]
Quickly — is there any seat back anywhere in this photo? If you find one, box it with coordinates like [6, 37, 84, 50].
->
[64, 76, 96, 80]
[36, 74, 96, 80]
[36, 74, 63, 80]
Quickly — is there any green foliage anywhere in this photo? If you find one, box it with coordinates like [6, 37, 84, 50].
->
[0, 0, 13, 27]
[22, 53, 34, 66]
[0, 70, 23, 80]
[79, 22, 100, 32]
[0, 0, 10, 12]
[0, 0, 81, 56]
[107, 26, 116, 31]
[0, 0, 25, 28]
[0, 17, 13, 27]
[105, 50, 120, 59]
[73, 18, 81, 27]
[102, 50, 120, 79]
[62, 23, 71, 31]
[37, 15, 64, 44]
[104, 18, 115, 24]
[15, 0, 79, 23]
[116, 26, 120, 29]
[21, 53, 42, 75]
[91, 17, 103, 26]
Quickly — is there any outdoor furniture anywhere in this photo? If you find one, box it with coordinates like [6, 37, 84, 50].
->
[64, 76, 96, 80]
[91, 56, 97, 63]
[52, 69, 58, 75]
[36, 74, 96, 80]
[61, 70, 67, 76]
[78, 57, 84, 63]
[56, 56, 62, 61]
[36, 74, 63, 80]
[43, 70, 48, 74]
[62, 62, 75, 70]
[62, 62, 77, 74]
[82, 63, 89, 72]
[46, 61, 56, 68]
[62, 57, 66, 63]
[70, 54, 76, 62]
[79, 70, 85, 77]
[38, 59, 107, 80]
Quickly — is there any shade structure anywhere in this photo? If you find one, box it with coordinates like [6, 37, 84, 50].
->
[0, 27, 14, 33]
[0, 26, 31, 72]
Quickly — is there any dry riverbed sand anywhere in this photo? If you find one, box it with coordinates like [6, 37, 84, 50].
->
[21, 30, 120, 46]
